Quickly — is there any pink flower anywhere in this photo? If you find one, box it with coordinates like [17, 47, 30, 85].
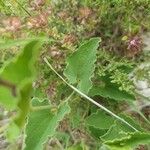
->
[127, 36, 142, 51]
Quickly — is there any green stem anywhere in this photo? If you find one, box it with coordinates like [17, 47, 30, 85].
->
[44, 58, 138, 132]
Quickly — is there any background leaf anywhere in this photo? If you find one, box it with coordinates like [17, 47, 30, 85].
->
[105, 132, 150, 150]
[0, 38, 47, 110]
[0, 38, 48, 141]
[100, 114, 148, 150]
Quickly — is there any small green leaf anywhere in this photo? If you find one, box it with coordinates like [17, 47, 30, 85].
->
[88, 126, 108, 139]
[101, 115, 146, 144]
[85, 110, 115, 139]
[24, 99, 71, 150]
[89, 76, 135, 101]
[85, 110, 114, 130]
[89, 85, 135, 101]
[64, 38, 101, 94]
[101, 124, 129, 142]
[105, 132, 150, 150]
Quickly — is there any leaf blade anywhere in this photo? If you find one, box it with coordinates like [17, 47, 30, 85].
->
[64, 38, 101, 94]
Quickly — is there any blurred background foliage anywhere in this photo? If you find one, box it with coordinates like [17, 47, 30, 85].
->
[0, 0, 150, 149]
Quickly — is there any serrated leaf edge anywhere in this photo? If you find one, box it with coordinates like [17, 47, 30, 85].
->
[23, 100, 71, 150]
[64, 37, 101, 93]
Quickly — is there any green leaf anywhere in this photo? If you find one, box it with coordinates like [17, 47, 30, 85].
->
[14, 83, 33, 127]
[85, 110, 115, 139]
[64, 38, 101, 94]
[102, 145, 131, 150]
[89, 85, 135, 101]
[101, 123, 129, 142]
[85, 110, 114, 130]
[89, 76, 135, 101]
[101, 115, 146, 147]
[0, 85, 17, 109]
[88, 126, 108, 139]
[70, 112, 81, 128]
[0, 39, 47, 110]
[0, 38, 48, 139]
[24, 99, 71, 150]
[105, 132, 150, 150]
[0, 40, 44, 84]
[0, 37, 50, 49]
[67, 142, 87, 150]
[101, 120, 150, 150]
[6, 122, 20, 142]
[118, 114, 144, 132]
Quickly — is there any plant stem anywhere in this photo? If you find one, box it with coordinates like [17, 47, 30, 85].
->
[44, 58, 139, 132]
